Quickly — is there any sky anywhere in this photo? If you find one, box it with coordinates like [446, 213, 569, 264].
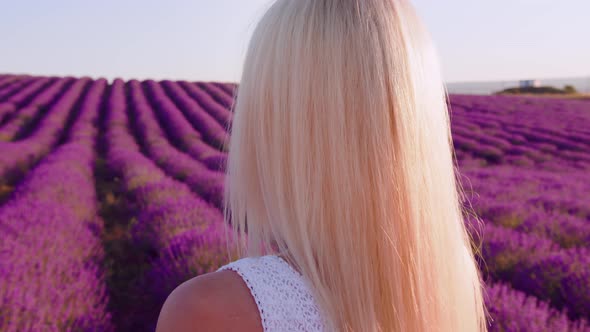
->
[1, 0, 588, 83]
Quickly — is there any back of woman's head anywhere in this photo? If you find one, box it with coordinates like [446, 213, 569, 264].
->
[224, 0, 488, 331]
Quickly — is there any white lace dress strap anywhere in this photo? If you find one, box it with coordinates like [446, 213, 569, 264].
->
[217, 255, 327, 332]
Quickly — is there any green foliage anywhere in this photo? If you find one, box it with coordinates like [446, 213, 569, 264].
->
[563, 85, 577, 94]
[495, 85, 580, 95]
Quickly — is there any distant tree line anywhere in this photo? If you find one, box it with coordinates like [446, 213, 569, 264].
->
[496, 85, 578, 95]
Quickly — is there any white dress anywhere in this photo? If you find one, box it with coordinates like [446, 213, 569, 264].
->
[217, 255, 329, 332]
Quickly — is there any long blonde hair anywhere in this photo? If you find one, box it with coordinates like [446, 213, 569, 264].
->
[223, 0, 488, 331]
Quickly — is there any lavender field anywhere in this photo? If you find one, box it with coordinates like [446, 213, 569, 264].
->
[0, 73, 588, 331]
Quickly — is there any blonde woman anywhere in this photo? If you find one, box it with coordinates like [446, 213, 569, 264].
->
[156, 0, 488, 331]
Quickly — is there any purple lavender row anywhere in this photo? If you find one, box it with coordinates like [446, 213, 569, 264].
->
[462, 166, 590, 248]
[105, 79, 229, 330]
[0, 78, 75, 142]
[0, 78, 72, 134]
[212, 81, 238, 103]
[450, 95, 590, 133]
[452, 123, 512, 151]
[127, 80, 225, 210]
[24, 77, 73, 108]
[165, 80, 230, 146]
[476, 198, 590, 249]
[142, 226, 231, 331]
[0, 79, 113, 331]
[180, 81, 233, 128]
[143, 80, 227, 171]
[0, 76, 37, 101]
[474, 223, 590, 320]
[0, 77, 71, 126]
[0, 78, 87, 183]
[450, 96, 590, 133]
[453, 136, 589, 171]
[0, 103, 16, 124]
[0, 76, 27, 97]
[502, 124, 589, 153]
[107, 79, 225, 249]
[484, 281, 590, 332]
[453, 134, 504, 164]
[4, 77, 55, 108]
[0, 75, 27, 89]
[512, 122, 590, 148]
[164, 80, 232, 133]
[450, 101, 590, 167]
[193, 81, 235, 119]
[202, 81, 235, 108]
[0, 105, 42, 141]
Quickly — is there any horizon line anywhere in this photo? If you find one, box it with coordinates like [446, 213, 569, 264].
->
[2, 71, 589, 86]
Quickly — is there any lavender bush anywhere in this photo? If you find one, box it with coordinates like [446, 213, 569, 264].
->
[0, 79, 112, 331]
[103, 78, 230, 330]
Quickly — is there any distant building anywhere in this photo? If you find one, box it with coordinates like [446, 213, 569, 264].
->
[519, 79, 541, 88]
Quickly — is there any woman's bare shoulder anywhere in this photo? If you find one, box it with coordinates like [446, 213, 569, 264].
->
[155, 269, 262, 332]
